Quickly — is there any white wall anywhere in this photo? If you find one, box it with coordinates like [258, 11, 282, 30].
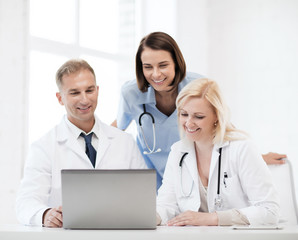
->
[177, 0, 298, 192]
[136, 0, 178, 40]
[0, 0, 28, 224]
[1, 0, 298, 225]
[176, 0, 209, 75]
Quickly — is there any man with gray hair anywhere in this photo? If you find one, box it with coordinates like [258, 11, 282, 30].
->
[16, 59, 147, 227]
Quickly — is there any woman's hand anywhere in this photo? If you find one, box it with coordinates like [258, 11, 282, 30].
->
[167, 211, 218, 226]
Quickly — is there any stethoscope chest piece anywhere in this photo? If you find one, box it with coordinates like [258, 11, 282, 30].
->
[214, 194, 224, 211]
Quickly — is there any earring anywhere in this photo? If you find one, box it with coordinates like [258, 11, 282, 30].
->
[214, 121, 217, 126]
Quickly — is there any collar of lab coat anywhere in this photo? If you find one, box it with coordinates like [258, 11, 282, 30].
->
[178, 138, 230, 189]
[56, 115, 103, 142]
[63, 115, 100, 139]
[55, 115, 117, 167]
[208, 141, 230, 186]
[178, 137, 229, 156]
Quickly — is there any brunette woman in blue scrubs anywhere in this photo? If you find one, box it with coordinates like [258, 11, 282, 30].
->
[112, 32, 286, 190]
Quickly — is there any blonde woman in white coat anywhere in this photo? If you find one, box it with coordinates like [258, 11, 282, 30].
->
[156, 78, 279, 226]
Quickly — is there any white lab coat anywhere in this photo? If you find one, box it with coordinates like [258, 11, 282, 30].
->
[156, 138, 280, 225]
[16, 115, 147, 226]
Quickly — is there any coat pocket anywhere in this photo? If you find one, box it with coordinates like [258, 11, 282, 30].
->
[221, 174, 248, 209]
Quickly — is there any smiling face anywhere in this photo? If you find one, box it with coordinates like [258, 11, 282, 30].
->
[56, 69, 99, 131]
[179, 97, 217, 143]
[141, 47, 176, 93]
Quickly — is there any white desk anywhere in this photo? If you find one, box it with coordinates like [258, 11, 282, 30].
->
[1, 225, 298, 240]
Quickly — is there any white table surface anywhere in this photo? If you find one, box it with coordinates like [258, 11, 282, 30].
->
[1, 224, 298, 240]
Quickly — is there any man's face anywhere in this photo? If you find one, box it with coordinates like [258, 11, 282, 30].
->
[56, 69, 99, 129]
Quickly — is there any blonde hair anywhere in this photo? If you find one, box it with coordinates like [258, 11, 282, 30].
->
[176, 78, 247, 144]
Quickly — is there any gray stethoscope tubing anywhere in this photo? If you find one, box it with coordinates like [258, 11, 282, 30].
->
[179, 148, 223, 209]
[138, 104, 161, 155]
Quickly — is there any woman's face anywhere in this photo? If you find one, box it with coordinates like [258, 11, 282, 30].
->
[179, 97, 217, 143]
[141, 47, 176, 93]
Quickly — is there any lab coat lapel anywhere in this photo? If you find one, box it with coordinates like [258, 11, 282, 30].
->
[208, 147, 220, 186]
[208, 142, 229, 183]
[65, 136, 87, 160]
[94, 120, 112, 168]
[56, 118, 89, 161]
[180, 139, 199, 188]
[207, 142, 229, 212]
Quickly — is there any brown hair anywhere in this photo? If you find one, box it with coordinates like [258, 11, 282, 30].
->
[135, 32, 186, 92]
[56, 59, 96, 90]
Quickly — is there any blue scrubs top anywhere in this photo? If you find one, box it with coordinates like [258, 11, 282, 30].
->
[117, 72, 203, 190]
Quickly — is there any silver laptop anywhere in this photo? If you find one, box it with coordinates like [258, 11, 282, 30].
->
[61, 169, 156, 229]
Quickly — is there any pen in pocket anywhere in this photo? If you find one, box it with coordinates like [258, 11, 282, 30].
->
[223, 172, 228, 188]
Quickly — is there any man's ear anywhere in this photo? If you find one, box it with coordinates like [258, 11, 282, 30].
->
[56, 92, 64, 106]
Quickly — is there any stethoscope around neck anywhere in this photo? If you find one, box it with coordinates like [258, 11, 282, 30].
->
[138, 104, 161, 155]
[179, 147, 224, 211]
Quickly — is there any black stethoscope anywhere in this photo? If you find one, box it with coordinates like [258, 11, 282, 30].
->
[179, 148, 224, 210]
[138, 104, 161, 155]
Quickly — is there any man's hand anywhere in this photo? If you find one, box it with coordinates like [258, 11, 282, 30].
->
[43, 206, 63, 228]
[262, 152, 287, 165]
